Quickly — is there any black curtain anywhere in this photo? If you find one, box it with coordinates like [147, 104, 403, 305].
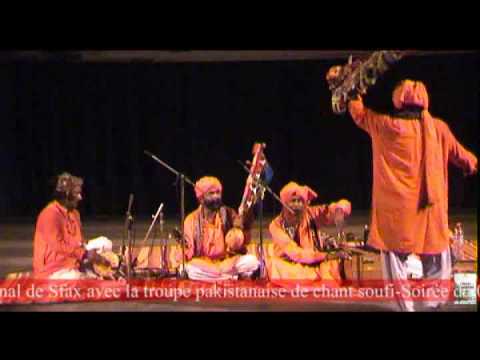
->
[0, 53, 477, 219]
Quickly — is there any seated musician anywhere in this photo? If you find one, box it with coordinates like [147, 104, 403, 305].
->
[268, 182, 352, 281]
[180, 176, 259, 281]
[33, 172, 113, 280]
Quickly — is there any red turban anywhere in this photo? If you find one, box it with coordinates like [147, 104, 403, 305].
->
[194, 176, 222, 200]
[280, 182, 318, 204]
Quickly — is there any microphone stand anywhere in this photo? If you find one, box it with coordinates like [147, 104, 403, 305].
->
[143, 203, 164, 252]
[257, 185, 267, 280]
[144, 150, 195, 279]
[334, 208, 346, 245]
[122, 194, 134, 281]
[152, 205, 174, 278]
[237, 161, 295, 281]
[152, 205, 171, 278]
[133, 203, 164, 277]
[158, 209, 171, 277]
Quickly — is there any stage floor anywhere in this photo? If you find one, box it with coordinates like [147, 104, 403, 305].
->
[1, 210, 477, 312]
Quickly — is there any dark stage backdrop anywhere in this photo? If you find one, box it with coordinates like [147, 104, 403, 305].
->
[0, 53, 477, 219]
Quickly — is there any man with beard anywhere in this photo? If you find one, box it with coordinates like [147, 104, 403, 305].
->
[33, 172, 111, 279]
[347, 79, 477, 311]
[181, 176, 259, 281]
[268, 182, 352, 281]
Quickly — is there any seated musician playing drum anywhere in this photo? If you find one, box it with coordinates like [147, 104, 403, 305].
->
[268, 182, 352, 281]
[180, 176, 259, 281]
[32, 172, 114, 280]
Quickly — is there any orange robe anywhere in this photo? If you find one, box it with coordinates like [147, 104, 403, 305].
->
[183, 206, 248, 273]
[268, 205, 342, 281]
[348, 98, 477, 254]
[33, 201, 86, 278]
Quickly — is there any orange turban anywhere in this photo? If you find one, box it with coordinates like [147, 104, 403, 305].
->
[330, 199, 352, 217]
[392, 79, 429, 110]
[280, 182, 318, 204]
[194, 176, 222, 200]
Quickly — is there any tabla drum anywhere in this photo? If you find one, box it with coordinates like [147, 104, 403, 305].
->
[91, 251, 122, 280]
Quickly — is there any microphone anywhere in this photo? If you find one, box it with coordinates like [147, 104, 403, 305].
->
[144, 150, 155, 159]
[127, 193, 134, 216]
[157, 203, 164, 214]
[126, 194, 135, 232]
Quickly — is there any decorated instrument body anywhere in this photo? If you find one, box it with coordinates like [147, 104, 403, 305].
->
[238, 142, 268, 223]
[326, 50, 405, 114]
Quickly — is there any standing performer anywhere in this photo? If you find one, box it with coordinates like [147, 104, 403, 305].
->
[181, 176, 259, 281]
[268, 182, 352, 281]
[347, 79, 477, 311]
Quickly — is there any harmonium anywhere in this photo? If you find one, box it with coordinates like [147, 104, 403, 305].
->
[341, 246, 383, 284]
[453, 240, 477, 273]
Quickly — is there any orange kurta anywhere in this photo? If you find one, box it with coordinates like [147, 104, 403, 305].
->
[183, 206, 247, 273]
[33, 201, 86, 278]
[348, 98, 477, 254]
[268, 205, 342, 280]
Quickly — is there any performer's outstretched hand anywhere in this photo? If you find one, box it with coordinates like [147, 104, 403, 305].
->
[470, 161, 478, 175]
[463, 159, 478, 177]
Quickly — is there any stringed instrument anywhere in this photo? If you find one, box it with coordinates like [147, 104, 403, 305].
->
[235, 143, 270, 276]
[326, 50, 405, 114]
[238, 142, 268, 222]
